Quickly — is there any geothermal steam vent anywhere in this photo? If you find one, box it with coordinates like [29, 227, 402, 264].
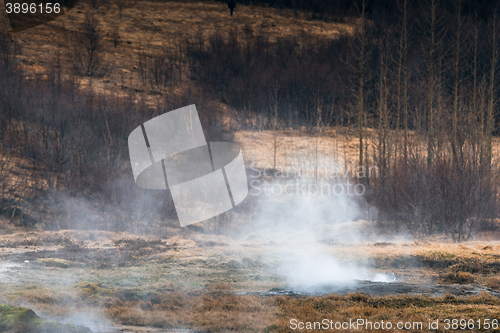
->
[128, 105, 248, 226]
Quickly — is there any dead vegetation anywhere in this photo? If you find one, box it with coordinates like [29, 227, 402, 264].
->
[0, 231, 499, 331]
[439, 272, 475, 285]
[0, 233, 177, 269]
[273, 292, 500, 333]
[0, 232, 74, 248]
[5, 284, 500, 332]
[7, 0, 349, 95]
[2, 0, 500, 331]
[106, 285, 277, 331]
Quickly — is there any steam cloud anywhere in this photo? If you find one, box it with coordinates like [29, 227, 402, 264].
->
[246, 176, 393, 289]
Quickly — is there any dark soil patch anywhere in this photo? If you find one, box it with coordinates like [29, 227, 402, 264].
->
[0, 238, 176, 269]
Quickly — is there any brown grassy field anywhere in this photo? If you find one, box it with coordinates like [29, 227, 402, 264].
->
[0, 229, 499, 332]
[234, 127, 500, 174]
[2, 1, 500, 332]
[1, 0, 350, 97]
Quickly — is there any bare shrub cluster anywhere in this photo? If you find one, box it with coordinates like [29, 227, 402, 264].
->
[70, 12, 104, 76]
[0, 29, 19, 71]
[138, 43, 182, 92]
[3, 0, 500, 241]
[186, 0, 500, 240]
[187, 31, 351, 129]
[370, 152, 498, 241]
[0, 42, 227, 231]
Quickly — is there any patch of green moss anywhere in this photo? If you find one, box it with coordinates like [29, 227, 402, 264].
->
[0, 304, 38, 329]
[0, 304, 91, 333]
[35, 258, 85, 268]
[74, 282, 113, 297]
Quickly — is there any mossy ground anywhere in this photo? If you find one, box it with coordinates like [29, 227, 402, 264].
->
[0, 304, 91, 333]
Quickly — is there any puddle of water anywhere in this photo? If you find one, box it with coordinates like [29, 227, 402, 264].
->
[0, 262, 23, 281]
[241, 280, 500, 298]
[113, 326, 194, 333]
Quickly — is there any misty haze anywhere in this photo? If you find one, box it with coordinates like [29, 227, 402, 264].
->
[1, 0, 500, 332]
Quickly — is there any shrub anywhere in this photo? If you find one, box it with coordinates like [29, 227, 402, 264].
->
[439, 271, 475, 284]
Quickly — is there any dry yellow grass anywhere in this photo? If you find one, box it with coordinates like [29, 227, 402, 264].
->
[234, 127, 500, 174]
[274, 292, 500, 333]
[2, 0, 350, 96]
[8, 283, 500, 332]
[234, 127, 376, 173]
[2, 3, 500, 329]
[1, 231, 499, 331]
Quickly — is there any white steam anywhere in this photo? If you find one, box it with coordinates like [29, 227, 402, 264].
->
[246, 178, 392, 288]
[57, 310, 114, 332]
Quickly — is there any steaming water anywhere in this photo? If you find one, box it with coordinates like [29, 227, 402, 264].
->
[244, 281, 500, 298]
[241, 174, 500, 299]
[279, 248, 393, 288]
[247, 176, 395, 289]
[0, 262, 23, 283]
[58, 311, 114, 332]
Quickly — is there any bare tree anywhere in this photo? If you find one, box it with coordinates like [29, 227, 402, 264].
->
[483, 12, 498, 172]
[71, 12, 104, 76]
[451, 0, 463, 163]
[354, 0, 367, 169]
[115, 0, 125, 20]
[0, 30, 19, 70]
[401, 0, 409, 164]
[138, 43, 179, 92]
[88, 0, 101, 9]
[376, 30, 390, 182]
[111, 25, 120, 48]
[424, 0, 437, 167]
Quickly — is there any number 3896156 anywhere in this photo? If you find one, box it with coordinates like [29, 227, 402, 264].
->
[5, 3, 61, 14]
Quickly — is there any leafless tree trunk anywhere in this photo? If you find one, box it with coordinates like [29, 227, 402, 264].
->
[71, 11, 104, 76]
[377, 35, 390, 182]
[426, 0, 437, 167]
[483, 12, 497, 172]
[357, 0, 367, 169]
[451, 0, 462, 164]
[402, 0, 409, 165]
